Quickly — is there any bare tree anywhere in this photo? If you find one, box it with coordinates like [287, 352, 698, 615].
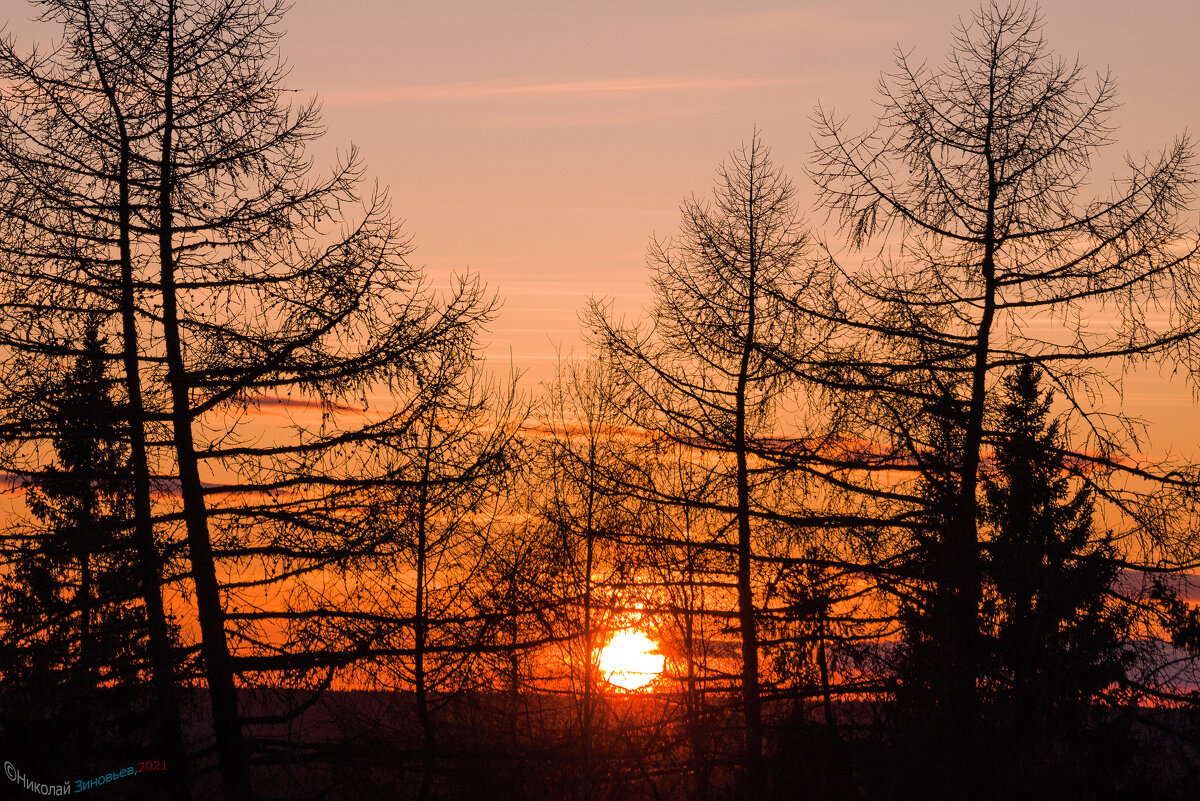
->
[0, 5, 193, 795]
[808, 2, 1200, 794]
[635, 440, 730, 801]
[589, 132, 827, 799]
[533, 353, 646, 801]
[353, 344, 521, 801]
[0, 2, 498, 799]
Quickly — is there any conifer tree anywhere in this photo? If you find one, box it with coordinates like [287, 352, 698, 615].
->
[0, 325, 159, 777]
[589, 132, 828, 800]
[980, 363, 1132, 798]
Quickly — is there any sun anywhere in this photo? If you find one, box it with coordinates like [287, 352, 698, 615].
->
[598, 629, 665, 691]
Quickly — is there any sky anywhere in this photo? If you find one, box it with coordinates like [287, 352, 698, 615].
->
[2, 0, 1200, 446]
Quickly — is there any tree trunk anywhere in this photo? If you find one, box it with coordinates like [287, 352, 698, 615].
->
[942, 85, 1000, 798]
[734, 181, 765, 801]
[75, 549, 93, 762]
[95, 8, 191, 788]
[156, 5, 250, 799]
[683, 540, 710, 801]
[817, 615, 835, 728]
[581, 456, 596, 801]
[415, 410, 435, 801]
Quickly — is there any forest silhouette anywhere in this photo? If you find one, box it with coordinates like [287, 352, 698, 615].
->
[0, 2, 1198, 800]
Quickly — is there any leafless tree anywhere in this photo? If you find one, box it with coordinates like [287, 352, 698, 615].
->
[0, 2, 499, 799]
[349, 344, 522, 801]
[533, 353, 646, 800]
[588, 132, 830, 800]
[808, 1, 1200, 794]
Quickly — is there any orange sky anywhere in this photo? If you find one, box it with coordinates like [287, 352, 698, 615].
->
[3, 0, 1199, 449]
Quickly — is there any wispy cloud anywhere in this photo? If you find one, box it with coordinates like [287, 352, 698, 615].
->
[0, 471, 250, 499]
[238, 394, 364, 416]
[324, 74, 810, 106]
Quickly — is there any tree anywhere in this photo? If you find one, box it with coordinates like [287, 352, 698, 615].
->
[0, 2, 495, 800]
[636, 439, 728, 801]
[346, 341, 521, 801]
[979, 363, 1133, 798]
[468, 509, 566, 801]
[808, 2, 1200, 794]
[535, 353, 647, 801]
[589, 132, 826, 799]
[0, 324, 158, 778]
[0, 6, 193, 793]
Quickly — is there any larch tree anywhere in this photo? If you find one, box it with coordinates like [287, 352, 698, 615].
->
[0, 2, 497, 800]
[808, 2, 1200, 794]
[0, 3, 193, 795]
[350, 336, 522, 801]
[535, 353, 644, 801]
[588, 132, 827, 800]
[633, 437, 732, 801]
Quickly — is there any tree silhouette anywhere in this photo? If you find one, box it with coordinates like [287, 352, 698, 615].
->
[979, 363, 1133, 798]
[0, 2, 495, 799]
[346, 338, 521, 801]
[0, 1, 1198, 799]
[533, 353, 646, 800]
[0, 5, 193, 790]
[589, 132, 828, 799]
[809, 2, 1200, 793]
[0, 324, 164, 781]
[637, 439, 730, 801]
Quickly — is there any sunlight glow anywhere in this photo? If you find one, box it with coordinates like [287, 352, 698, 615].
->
[598, 629, 665, 691]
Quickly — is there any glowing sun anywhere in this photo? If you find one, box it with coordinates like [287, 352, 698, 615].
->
[598, 629, 665, 691]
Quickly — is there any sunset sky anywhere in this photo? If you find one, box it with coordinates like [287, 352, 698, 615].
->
[1, 8, 1198, 795]
[4, 0, 1199, 444]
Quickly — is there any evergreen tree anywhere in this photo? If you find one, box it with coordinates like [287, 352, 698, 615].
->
[980, 363, 1133, 799]
[0, 324, 159, 776]
[891, 388, 970, 793]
